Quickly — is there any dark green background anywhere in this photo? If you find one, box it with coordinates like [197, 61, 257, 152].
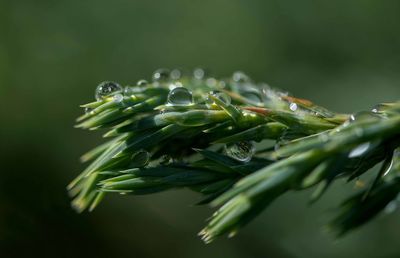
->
[1, 1, 400, 257]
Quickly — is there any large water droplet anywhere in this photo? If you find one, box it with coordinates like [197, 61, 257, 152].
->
[232, 71, 250, 83]
[95, 81, 122, 100]
[153, 68, 170, 82]
[130, 150, 150, 167]
[206, 91, 231, 108]
[224, 141, 255, 162]
[167, 87, 193, 106]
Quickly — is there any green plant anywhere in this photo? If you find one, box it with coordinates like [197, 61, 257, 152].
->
[69, 69, 400, 243]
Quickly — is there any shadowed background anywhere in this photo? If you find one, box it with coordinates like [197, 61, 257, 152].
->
[1, 1, 400, 257]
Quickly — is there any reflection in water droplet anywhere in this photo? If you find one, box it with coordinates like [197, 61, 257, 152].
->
[232, 71, 250, 83]
[224, 141, 255, 162]
[137, 79, 149, 86]
[152, 68, 170, 82]
[167, 87, 193, 106]
[170, 69, 182, 80]
[348, 142, 371, 158]
[95, 81, 122, 100]
[193, 68, 205, 79]
[289, 103, 298, 112]
[206, 91, 231, 108]
[130, 150, 150, 167]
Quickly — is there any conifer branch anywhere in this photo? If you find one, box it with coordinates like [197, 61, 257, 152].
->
[69, 69, 400, 243]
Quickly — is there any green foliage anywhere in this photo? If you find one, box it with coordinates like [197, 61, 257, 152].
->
[69, 69, 400, 243]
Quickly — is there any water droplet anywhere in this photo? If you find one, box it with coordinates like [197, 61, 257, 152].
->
[348, 142, 371, 158]
[224, 141, 255, 162]
[152, 68, 170, 82]
[193, 68, 205, 79]
[137, 79, 149, 86]
[232, 71, 250, 83]
[95, 81, 122, 100]
[289, 103, 298, 112]
[206, 91, 231, 108]
[170, 69, 182, 80]
[242, 91, 262, 104]
[371, 103, 392, 113]
[85, 107, 93, 114]
[123, 86, 133, 95]
[130, 150, 150, 167]
[349, 111, 380, 123]
[167, 87, 193, 106]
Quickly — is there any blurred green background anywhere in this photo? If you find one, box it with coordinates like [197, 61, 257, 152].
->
[1, 0, 400, 257]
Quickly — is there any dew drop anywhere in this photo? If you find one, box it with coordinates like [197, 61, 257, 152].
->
[232, 71, 250, 83]
[206, 91, 231, 108]
[170, 69, 182, 80]
[289, 103, 298, 112]
[130, 150, 150, 167]
[95, 81, 122, 100]
[224, 141, 255, 162]
[242, 91, 262, 104]
[84, 107, 93, 114]
[137, 79, 149, 86]
[348, 142, 371, 158]
[349, 111, 380, 123]
[193, 68, 205, 79]
[152, 68, 170, 82]
[167, 87, 193, 106]
[371, 103, 391, 113]
[123, 86, 133, 96]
